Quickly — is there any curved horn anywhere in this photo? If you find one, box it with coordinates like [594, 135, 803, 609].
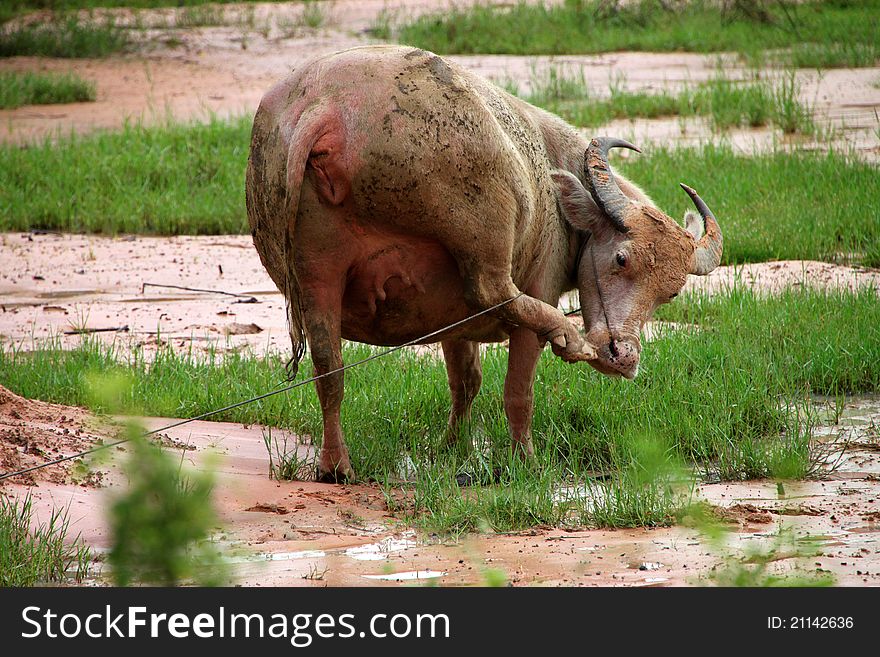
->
[584, 137, 641, 233]
[680, 183, 723, 276]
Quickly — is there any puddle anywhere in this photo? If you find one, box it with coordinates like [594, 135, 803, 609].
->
[362, 571, 447, 582]
[261, 550, 327, 563]
[345, 534, 418, 561]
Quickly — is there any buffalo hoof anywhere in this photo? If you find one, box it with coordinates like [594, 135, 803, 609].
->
[549, 333, 597, 363]
[315, 464, 355, 484]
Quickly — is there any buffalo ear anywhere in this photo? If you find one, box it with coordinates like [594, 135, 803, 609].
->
[684, 210, 704, 241]
[551, 170, 603, 234]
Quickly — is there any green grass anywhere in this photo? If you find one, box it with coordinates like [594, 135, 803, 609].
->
[0, 14, 131, 58]
[0, 493, 91, 586]
[521, 66, 814, 133]
[0, 1, 315, 25]
[2, 119, 875, 265]
[0, 71, 96, 109]
[0, 116, 251, 235]
[2, 287, 877, 532]
[397, 0, 880, 68]
[108, 430, 227, 586]
[617, 144, 880, 267]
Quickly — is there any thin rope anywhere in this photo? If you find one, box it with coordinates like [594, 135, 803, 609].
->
[588, 242, 616, 355]
[0, 293, 523, 483]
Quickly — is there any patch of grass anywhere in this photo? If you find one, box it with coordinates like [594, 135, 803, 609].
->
[2, 288, 877, 532]
[618, 144, 880, 267]
[174, 3, 228, 29]
[0, 13, 131, 58]
[522, 66, 814, 134]
[263, 427, 316, 481]
[368, 7, 396, 41]
[0, 71, 96, 109]
[0, 116, 251, 235]
[398, 0, 880, 68]
[0, 493, 91, 586]
[299, 0, 325, 30]
[0, 0, 296, 24]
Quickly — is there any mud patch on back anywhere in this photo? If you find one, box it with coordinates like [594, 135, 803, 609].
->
[426, 55, 463, 92]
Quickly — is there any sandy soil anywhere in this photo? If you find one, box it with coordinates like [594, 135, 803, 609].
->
[0, 1, 878, 156]
[0, 384, 109, 487]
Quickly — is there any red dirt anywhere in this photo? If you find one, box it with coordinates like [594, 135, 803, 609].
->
[1, 399, 878, 586]
[0, 384, 106, 487]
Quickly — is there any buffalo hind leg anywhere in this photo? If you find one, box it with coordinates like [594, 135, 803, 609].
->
[302, 286, 354, 483]
[441, 339, 482, 451]
[504, 326, 544, 457]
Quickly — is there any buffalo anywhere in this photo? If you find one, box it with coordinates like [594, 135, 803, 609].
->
[246, 46, 723, 482]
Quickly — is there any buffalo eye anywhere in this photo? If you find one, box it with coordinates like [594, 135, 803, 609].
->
[615, 252, 627, 268]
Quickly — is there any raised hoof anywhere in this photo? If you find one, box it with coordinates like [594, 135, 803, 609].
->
[549, 333, 598, 363]
[315, 466, 354, 484]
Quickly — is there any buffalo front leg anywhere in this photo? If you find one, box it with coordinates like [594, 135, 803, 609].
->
[504, 326, 543, 457]
[441, 339, 482, 450]
[302, 288, 354, 483]
[463, 267, 596, 364]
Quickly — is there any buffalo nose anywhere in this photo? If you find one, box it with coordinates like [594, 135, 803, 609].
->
[609, 339, 640, 377]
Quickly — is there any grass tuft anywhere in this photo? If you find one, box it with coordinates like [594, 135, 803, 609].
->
[0, 71, 96, 109]
[0, 13, 131, 58]
[0, 493, 91, 586]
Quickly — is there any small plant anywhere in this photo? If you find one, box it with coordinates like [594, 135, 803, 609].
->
[770, 69, 814, 134]
[300, 0, 326, 30]
[369, 8, 395, 41]
[0, 493, 91, 587]
[263, 427, 316, 481]
[108, 427, 229, 586]
[303, 563, 329, 580]
[481, 567, 509, 587]
[176, 4, 227, 29]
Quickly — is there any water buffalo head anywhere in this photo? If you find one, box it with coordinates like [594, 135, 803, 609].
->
[553, 137, 723, 380]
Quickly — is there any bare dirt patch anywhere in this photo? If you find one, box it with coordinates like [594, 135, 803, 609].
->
[0, 384, 105, 487]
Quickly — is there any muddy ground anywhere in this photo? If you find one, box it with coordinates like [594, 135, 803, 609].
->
[2, 232, 878, 356]
[3, 384, 879, 586]
[1, 234, 879, 587]
[2, 2, 879, 586]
